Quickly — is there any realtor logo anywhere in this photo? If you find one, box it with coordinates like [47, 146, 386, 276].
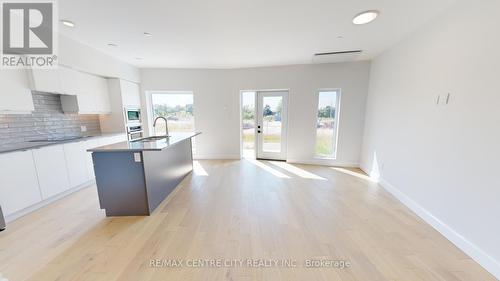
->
[1, 0, 57, 68]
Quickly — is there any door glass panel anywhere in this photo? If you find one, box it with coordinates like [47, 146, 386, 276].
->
[262, 96, 283, 152]
[241, 91, 256, 158]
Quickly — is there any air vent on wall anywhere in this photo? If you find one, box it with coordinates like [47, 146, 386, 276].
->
[312, 50, 363, 64]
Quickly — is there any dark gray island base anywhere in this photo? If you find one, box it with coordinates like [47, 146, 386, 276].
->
[88, 132, 200, 216]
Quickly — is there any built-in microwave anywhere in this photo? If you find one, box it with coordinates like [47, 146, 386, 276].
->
[124, 107, 141, 123]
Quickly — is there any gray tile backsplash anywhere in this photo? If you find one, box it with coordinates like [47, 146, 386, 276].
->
[0, 92, 101, 145]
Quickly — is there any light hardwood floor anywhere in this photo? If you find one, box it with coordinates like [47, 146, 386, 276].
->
[0, 160, 496, 281]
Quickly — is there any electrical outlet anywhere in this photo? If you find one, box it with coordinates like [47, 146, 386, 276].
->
[80, 126, 87, 132]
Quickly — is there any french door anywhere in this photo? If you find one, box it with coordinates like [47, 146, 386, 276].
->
[256, 91, 288, 160]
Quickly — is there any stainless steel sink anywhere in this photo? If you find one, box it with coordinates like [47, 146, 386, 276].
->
[133, 136, 169, 142]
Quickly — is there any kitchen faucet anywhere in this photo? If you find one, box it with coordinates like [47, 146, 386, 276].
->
[153, 116, 169, 137]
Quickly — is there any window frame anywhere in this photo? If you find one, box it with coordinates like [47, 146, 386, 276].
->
[239, 90, 257, 158]
[148, 90, 195, 134]
[314, 88, 341, 159]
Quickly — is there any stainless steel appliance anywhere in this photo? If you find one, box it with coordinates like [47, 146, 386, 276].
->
[124, 107, 141, 124]
[127, 124, 144, 141]
[153, 116, 170, 137]
[0, 205, 5, 231]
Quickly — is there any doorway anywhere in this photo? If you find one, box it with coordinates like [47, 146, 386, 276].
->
[240, 90, 288, 160]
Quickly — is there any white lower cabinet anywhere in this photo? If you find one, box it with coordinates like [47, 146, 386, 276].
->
[32, 145, 71, 199]
[0, 135, 127, 219]
[0, 151, 42, 216]
[63, 141, 89, 188]
[83, 139, 100, 180]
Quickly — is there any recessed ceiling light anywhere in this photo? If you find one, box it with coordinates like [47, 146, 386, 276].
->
[108, 43, 118, 47]
[143, 32, 152, 37]
[352, 10, 379, 25]
[60, 20, 75, 28]
[135, 57, 143, 60]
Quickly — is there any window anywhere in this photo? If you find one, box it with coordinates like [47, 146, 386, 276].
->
[151, 92, 195, 134]
[315, 90, 340, 158]
[241, 91, 256, 158]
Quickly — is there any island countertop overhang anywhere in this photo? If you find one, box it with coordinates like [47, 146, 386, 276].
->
[87, 132, 201, 153]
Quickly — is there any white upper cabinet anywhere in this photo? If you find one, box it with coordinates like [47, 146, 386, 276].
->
[30, 66, 79, 95]
[120, 80, 141, 107]
[57, 68, 112, 114]
[32, 145, 71, 199]
[86, 74, 111, 114]
[30, 68, 62, 94]
[0, 151, 42, 216]
[58, 67, 79, 95]
[95, 76, 111, 113]
[74, 71, 98, 113]
[0, 69, 35, 113]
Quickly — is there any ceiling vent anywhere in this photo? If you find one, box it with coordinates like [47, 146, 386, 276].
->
[312, 50, 363, 64]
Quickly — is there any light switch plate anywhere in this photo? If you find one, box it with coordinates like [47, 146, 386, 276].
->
[81, 126, 87, 132]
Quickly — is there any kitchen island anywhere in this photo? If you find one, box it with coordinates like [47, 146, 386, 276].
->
[88, 132, 200, 216]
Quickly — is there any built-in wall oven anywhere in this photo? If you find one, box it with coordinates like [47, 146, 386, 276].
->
[124, 107, 141, 124]
[127, 124, 144, 141]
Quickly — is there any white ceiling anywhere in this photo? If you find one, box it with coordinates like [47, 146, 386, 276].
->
[59, 0, 456, 68]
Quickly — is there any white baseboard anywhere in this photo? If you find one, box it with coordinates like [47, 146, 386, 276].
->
[5, 180, 95, 223]
[287, 158, 359, 168]
[376, 177, 500, 279]
[194, 154, 241, 160]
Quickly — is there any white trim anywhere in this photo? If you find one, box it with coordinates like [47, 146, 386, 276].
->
[364, 172, 500, 279]
[5, 180, 96, 223]
[239, 90, 257, 159]
[194, 154, 241, 160]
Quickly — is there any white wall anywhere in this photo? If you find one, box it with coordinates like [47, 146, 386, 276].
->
[59, 36, 140, 82]
[140, 62, 370, 164]
[360, 0, 500, 278]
